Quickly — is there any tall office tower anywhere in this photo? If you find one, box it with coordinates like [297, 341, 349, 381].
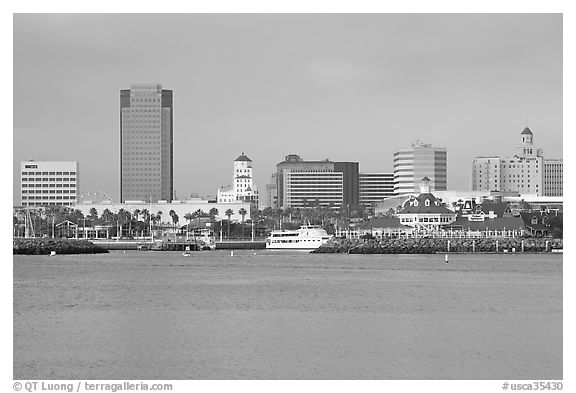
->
[393, 141, 447, 194]
[358, 173, 396, 207]
[20, 161, 79, 207]
[543, 159, 563, 196]
[471, 127, 545, 196]
[120, 83, 173, 203]
[217, 153, 259, 205]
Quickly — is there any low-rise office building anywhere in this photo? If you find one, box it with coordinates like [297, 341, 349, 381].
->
[20, 161, 79, 207]
[359, 172, 395, 207]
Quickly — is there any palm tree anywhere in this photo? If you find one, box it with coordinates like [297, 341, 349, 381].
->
[140, 209, 150, 236]
[209, 207, 219, 220]
[171, 212, 179, 226]
[155, 211, 163, 230]
[184, 212, 194, 225]
[88, 207, 98, 223]
[101, 208, 115, 223]
[225, 208, 234, 238]
[117, 208, 128, 239]
[238, 208, 247, 223]
[133, 209, 141, 222]
[193, 209, 205, 230]
[238, 208, 248, 238]
[168, 210, 176, 235]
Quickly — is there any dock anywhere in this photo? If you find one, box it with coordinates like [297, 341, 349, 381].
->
[91, 239, 266, 250]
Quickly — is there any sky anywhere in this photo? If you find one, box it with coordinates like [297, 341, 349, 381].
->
[12, 13, 563, 204]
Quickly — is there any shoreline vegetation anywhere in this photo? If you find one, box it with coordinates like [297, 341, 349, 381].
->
[13, 238, 109, 255]
[312, 237, 563, 254]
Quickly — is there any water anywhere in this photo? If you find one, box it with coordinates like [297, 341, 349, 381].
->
[14, 251, 562, 379]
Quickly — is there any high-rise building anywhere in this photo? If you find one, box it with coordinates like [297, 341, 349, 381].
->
[543, 159, 563, 197]
[217, 153, 259, 205]
[393, 141, 447, 194]
[471, 127, 545, 196]
[359, 173, 396, 207]
[276, 154, 334, 209]
[283, 170, 343, 209]
[120, 83, 173, 203]
[20, 161, 79, 207]
[275, 154, 359, 209]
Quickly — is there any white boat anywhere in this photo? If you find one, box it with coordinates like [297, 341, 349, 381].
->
[265, 225, 333, 250]
[183, 245, 191, 257]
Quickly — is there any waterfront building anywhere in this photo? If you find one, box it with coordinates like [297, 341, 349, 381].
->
[275, 154, 358, 209]
[120, 83, 173, 203]
[543, 159, 563, 197]
[276, 154, 332, 208]
[393, 140, 447, 195]
[74, 198, 251, 224]
[283, 170, 343, 209]
[519, 210, 562, 237]
[20, 161, 79, 207]
[359, 173, 396, 207]
[396, 177, 457, 230]
[217, 153, 259, 206]
[471, 127, 545, 196]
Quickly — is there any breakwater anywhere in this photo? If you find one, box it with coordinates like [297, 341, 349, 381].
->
[312, 237, 563, 254]
[13, 238, 109, 255]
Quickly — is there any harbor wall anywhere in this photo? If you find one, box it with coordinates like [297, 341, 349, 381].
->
[13, 238, 109, 255]
[312, 237, 563, 254]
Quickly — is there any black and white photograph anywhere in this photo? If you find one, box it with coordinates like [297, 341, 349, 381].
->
[9, 6, 568, 390]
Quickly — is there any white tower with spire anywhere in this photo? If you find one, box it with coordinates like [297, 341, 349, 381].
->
[217, 153, 259, 205]
[515, 127, 543, 158]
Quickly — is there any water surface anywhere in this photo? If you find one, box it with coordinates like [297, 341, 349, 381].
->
[14, 251, 562, 379]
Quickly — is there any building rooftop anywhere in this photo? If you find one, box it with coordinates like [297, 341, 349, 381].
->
[400, 193, 455, 215]
[446, 216, 525, 231]
[235, 152, 252, 162]
[521, 127, 533, 135]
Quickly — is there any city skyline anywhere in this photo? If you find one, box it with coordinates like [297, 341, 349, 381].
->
[13, 14, 562, 204]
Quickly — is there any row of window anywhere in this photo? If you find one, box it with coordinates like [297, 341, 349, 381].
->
[400, 216, 453, 223]
[21, 171, 76, 175]
[22, 196, 75, 200]
[131, 98, 160, 102]
[22, 178, 76, 182]
[22, 184, 76, 188]
[23, 202, 74, 206]
[22, 190, 74, 194]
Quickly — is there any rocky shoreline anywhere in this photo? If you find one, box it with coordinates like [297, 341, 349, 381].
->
[13, 238, 109, 255]
[312, 237, 563, 254]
